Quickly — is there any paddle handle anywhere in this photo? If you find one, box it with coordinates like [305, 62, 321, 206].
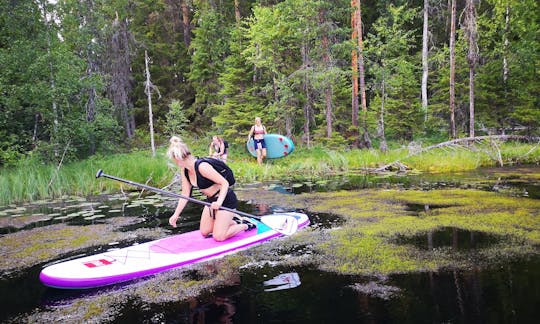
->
[96, 169, 261, 220]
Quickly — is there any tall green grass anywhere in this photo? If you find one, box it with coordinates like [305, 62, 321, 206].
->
[0, 151, 171, 205]
[0, 141, 538, 205]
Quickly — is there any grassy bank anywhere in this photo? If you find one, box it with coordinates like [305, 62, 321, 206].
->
[0, 141, 538, 205]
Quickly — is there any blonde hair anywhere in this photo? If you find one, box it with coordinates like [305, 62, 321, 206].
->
[167, 136, 191, 160]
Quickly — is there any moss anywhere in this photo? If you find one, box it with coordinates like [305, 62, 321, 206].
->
[238, 186, 540, 276]
[322, 235, 432, 274]
[82, 301, 105, 321]
[0, 218, 168, 274]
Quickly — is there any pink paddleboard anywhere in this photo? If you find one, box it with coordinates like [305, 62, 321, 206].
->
[40, 212, 309, 289]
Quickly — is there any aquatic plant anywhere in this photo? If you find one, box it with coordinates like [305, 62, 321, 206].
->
[0, 140, 538, 205]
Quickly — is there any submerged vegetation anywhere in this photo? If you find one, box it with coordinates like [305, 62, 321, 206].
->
[0, 140, 538, 205]
[236, 187, 540, 276]
[0, 163, 539, 322]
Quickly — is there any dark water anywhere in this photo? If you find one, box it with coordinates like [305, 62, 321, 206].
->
[394, 227, 509, 251]
[3, 258, 538, 323]
[271, 166, 540, 199]
[0, 166, 539, 323]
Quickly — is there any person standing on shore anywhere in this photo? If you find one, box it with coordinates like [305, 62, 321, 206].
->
[247, 117, 267, 165]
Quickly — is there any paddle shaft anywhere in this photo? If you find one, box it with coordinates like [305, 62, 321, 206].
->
[96, 169, 261, 220]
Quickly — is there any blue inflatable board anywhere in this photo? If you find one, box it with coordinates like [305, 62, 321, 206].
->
[247, 134, 294, 159]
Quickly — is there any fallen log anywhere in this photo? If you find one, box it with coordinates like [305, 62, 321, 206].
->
[372, 135, 539, 172]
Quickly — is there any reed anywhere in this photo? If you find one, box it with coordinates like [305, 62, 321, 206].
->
[0, 141, 538, 205]
[405, 149, 481, 172]
[0, 151, 170, 205]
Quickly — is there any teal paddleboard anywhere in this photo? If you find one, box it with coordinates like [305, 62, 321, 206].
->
[247, 133, 294, 159]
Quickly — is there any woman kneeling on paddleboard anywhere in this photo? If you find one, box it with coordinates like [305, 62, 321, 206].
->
[167, 136, 255, 241]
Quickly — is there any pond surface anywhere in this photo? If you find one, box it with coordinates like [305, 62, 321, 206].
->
[269, 166, 540, 199]
[0, 166, 539, 323]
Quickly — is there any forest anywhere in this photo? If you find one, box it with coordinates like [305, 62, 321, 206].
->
[1, 0, 538, 167]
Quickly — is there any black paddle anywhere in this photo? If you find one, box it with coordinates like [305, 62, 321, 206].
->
[95, 169, 299, 235]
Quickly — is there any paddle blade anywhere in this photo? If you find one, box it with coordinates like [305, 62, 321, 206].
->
[260, 214, 299, 235]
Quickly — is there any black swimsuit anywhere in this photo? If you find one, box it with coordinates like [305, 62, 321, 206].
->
[184, 160, 238, 209]
[205, 190, 238, 209]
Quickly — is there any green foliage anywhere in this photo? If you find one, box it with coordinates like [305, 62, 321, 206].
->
[1, 0, 538, 170]
[365, 4, 422, 142]
[475, 0, 540, 134]
[1, 138, 539, 205]
[0, 0, 122, 166]
[428, 34, 471, 137]
[187, 8, 230, 129]
[163, 100, 190, 137]
[0, 150, 171, 205]
[213, 26, 266, 142]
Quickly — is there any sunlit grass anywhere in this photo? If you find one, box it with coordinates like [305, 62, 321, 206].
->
[0, 141, 538, 205]
[0, 151, 171, 205]
[406, 149, 481, 172]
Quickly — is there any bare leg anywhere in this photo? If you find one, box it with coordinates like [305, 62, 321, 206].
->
[256, 149, 262, 165]
[212, 210, 249, 241]
[261, 148, 267, 162]
[199, 207, 214, 237]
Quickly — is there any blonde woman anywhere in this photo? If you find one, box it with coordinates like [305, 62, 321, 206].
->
[167, 136, 255, 241]
[208, 136, 228, 162]
[247, 117, 267, 165]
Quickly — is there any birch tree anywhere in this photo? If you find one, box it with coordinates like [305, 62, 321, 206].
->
[144, 51, 161, 157]
[421, 0, 430, 121]
[463, 0, 478, 138]
[449, 0, 457, 139]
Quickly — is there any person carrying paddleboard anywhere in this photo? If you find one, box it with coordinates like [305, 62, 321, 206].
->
[167, 136, 255, 241]
[247, 116, 267, 165]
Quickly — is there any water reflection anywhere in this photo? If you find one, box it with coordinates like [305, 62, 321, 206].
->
[395, 227, 506, 251]
[0, 166, 538, 322]
[3, 257, 538, 323]
[263, 272, 301, 292]
[267, 166, 540, 199]
[233, 260, 539, 323]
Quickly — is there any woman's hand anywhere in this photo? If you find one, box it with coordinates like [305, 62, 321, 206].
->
[210, 201, 222, 211]
[169, 214, 180, 228]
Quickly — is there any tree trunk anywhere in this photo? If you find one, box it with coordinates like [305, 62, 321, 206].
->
[301, 43, 311, 147]
[351, 0, 360, 148]
[38, 0, 59, 157]
[285, 114, 293, 139]
[502, 4, 510, 131]
[503, 5, 509, 84]
[319, 8, 333, 138]
[465, 0, 478, 138]
[449, 0, 457, 139]
[378, 68, 388, 153]
[234, 0, 241, 26]
[357, 1, 371, 149]
[107, 15, 135, 139]
[181, 0, 191, 48]
[421, 0, 429, 121]
[145, 51, 156, 157]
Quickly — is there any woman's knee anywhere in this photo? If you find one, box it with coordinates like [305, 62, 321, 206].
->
[212, 229, 228, 241]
